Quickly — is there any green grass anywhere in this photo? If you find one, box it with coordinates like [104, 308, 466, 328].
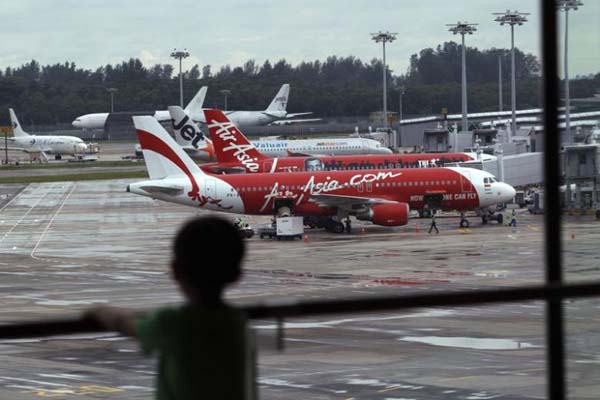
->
[0, 171, 148, 184]
[0, 160, 143, 170]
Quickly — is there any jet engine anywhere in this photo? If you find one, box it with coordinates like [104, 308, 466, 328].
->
[356, 203, 409, 227]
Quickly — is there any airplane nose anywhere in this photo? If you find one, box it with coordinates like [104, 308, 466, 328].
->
[502, 183, 516, 202]
[72, 120, 81, 128]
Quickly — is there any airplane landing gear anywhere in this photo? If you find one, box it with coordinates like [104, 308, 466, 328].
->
[303, 216, 345, 233]
[460, 213, 470, 228]
[482, 209, 504, 225]
[325, 220, 345, 234]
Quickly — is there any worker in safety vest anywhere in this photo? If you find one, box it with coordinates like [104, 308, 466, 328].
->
[509, 209, 517, 227]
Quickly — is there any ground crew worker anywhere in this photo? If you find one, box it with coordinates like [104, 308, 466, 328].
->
[509, 209, 517, 227]
[429, 211, 439, 234]
[344, 217, 352, 233]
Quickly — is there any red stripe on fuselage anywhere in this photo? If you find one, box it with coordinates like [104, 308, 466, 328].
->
[200, 153, 474, 174]
[218, 168, 479, 215]
[137, 129, 201, 202]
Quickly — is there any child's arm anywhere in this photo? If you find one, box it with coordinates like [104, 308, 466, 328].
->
[85, 306, 138, 337]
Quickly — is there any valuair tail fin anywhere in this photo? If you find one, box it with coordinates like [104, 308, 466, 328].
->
[184, 86, 207, 121]
[266, 84, 289, 112]
[9, 108, 29, 137]
[133, 116, 205, 180]
[203, 109, 269, 167]
[169, 105, 207, 149]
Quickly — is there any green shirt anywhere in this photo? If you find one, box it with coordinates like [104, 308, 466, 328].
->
[135, 305, 252, 400]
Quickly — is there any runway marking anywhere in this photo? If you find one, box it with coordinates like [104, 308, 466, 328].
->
[31, 183, 77, 260]
[0, 184, 54, 244]
[21, 385, 123, 397]
[0, 184, 26, 213]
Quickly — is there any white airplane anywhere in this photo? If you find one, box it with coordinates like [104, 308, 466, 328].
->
[8, 109, 89, 160]
[193, 84, 314, 127]
[71, 86, 207, 130]
[168, 106, 392, 162]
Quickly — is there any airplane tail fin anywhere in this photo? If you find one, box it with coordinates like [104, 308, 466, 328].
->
[266, 84, 289, 112]
[9, 108, 29, 137]
[133, 116, 205, 180]
[169, 105, 207, 149]
[184, 86, 207, 121]
[203, 109, 268, 166]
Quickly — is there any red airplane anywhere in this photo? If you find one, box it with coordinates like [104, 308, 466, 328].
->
[168, 106, 495, 174]
[128, 116, 515, 232]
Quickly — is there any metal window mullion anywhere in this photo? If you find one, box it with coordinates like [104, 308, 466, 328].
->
[541, 1, 565, 399]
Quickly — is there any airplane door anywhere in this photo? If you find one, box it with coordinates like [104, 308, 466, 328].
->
[264, 161, 273, 173]
[460, 171, 474, 192]
[357, 183, 364, 193]
[366, 182, 373, 193]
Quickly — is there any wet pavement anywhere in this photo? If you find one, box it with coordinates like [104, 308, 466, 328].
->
[0, 180, 599, 399]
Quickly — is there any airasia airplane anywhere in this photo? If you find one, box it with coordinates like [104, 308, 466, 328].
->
[169, 106, 495, 174]
[128, 116, 515, 231]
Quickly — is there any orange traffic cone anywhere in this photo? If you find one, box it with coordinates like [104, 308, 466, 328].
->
[361, 228, 366, 235]
[415, 222, 420, 233]
[303, 234, 310, 243]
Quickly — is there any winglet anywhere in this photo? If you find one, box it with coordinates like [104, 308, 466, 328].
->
[9, 108, 29, 137]
[133, 116, 205, 180]
[203, 109, 268, 171]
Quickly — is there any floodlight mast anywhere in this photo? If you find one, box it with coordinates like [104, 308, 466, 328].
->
[494, 10, 529, 142]
[447, 22, 478, 136]
[370, 31, 397, 131]
[220, 89, 231, 111]
[557, 0, 583, 144]
[106, 88, 117, 113]
[170, 49, 190, 107]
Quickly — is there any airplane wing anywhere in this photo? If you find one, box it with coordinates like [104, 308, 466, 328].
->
[286, 112, 313, 118]
[205, 166, 247, 174]
[286, 149, 313, 157]
[271, 118, 322, 126]
[309, 193, 397, 211]
[138, 185, 184, 196]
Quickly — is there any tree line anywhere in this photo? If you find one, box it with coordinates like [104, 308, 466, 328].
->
[0, 42, 598, 126]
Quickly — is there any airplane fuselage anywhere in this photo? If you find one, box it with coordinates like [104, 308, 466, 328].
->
[201, 152, 495, 174]
[13, 135, 87, 155]
[128, 167, 515, 218]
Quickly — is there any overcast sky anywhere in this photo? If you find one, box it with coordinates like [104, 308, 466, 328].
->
[2, 1, 598, 77]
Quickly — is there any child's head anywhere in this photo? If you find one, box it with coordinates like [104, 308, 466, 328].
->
[172, 216, 245, 303]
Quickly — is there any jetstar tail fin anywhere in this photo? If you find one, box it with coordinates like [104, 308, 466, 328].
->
[168, 105, 207, 149]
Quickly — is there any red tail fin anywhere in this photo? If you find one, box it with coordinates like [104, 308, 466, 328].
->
[203, 109, 268, 172]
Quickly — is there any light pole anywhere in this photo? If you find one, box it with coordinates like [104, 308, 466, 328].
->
[107, 88, 117, 113]
[558, 0, 583, 144]
[398, 86, 406, 147]
[498, 54, 503, 112]
[494, 10, 529, 141]
[398, 85, 406, 123]
[170, 48, 190, 107]
[370, 31, 397, 132]
[447, 22, 478, 135]
[220, 89, 231, 111]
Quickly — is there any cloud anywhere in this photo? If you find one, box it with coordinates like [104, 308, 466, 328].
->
[0, 0, 597, 76]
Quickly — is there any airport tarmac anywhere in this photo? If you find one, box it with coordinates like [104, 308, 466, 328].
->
[0, 180, 599, 399]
